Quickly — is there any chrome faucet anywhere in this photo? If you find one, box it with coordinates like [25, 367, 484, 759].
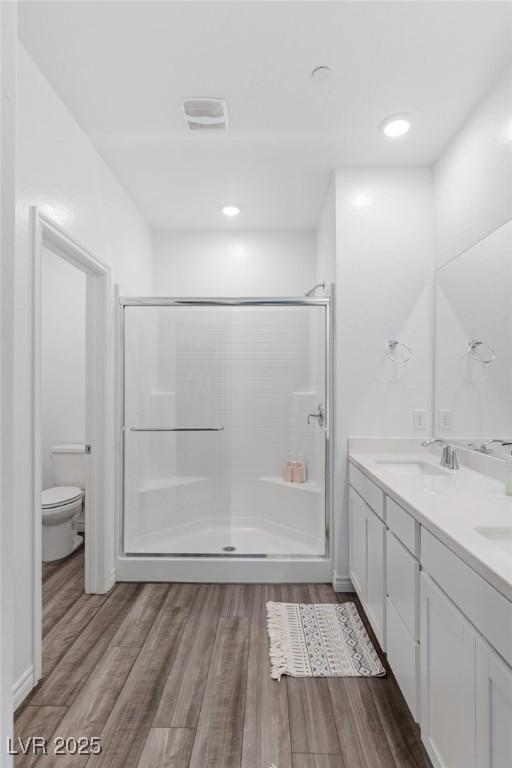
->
[479, 439, 512, 454]
[422, 438, 459, 470]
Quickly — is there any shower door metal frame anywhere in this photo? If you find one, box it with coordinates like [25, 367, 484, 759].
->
[118, 295, 333, 561]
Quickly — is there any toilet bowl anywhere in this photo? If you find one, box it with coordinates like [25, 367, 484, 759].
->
[42, 486, 83, 561]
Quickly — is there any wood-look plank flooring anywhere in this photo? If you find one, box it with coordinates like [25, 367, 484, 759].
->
[15, 551, 432, 768]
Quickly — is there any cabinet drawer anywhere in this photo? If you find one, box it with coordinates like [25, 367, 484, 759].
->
[349, 463, 384, 520]
[422, 529, 512, 669]
[386, 596, 419, 722]
[386, 496, 419, 556]
[387, 531, 419, 640]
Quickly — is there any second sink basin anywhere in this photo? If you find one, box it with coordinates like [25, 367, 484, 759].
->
[374, 459, 448, 477]
[475, 527, 512, 556]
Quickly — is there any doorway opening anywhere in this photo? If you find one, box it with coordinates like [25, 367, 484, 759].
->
[31, 209, 113, 686]
[41, 248, 86, 564]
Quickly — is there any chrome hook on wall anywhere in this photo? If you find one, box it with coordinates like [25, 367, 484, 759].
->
[386, 339, 412, 364]
[467, 339, 495, 364]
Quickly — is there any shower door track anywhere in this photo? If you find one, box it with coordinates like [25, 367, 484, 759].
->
[120, 296, 330, 306]
[117, 293, 334, 571]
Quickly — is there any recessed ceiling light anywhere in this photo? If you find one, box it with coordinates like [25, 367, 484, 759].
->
[221, 204, 240, 217]
[381, 115, 411, 138]
[311, 66, 331, 83]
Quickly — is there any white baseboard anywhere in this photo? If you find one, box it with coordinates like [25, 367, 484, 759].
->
[332, 571, 354, 592]
[13, 666, 34, 710]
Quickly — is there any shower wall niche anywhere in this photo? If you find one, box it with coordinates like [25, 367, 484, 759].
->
[122, 300, 328, 558]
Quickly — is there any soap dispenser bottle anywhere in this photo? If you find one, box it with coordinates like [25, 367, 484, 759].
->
[283, 453, 295, 483]
[292, 453, 306, 484]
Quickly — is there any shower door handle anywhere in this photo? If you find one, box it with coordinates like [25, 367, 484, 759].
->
[128, 427, 225, 432]
[307, 405, 324, 427]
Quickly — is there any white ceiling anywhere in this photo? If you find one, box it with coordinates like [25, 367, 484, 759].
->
[18, 1, 512, 230]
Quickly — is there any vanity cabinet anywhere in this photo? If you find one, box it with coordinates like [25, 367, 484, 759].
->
[348, 485, 386, 648]
[348, 457, 512, 768]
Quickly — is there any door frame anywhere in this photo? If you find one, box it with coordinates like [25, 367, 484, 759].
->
[31, 208, 114, 684]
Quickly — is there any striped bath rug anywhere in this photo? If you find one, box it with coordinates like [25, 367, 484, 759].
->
[267, 601, 386, 680]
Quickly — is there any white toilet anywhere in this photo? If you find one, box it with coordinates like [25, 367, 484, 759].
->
[42, 443, 86, 562]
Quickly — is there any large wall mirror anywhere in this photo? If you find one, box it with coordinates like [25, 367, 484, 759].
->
[434, 218, 512, 458]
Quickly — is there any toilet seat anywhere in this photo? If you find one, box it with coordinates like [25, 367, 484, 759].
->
[42, 486, 82, 509]
[42, 486, 83, 527]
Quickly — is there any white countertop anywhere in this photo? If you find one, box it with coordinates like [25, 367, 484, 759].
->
[349, 449, 512, 602]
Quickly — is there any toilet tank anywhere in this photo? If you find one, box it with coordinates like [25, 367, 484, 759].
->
[51, 444, 87, 488]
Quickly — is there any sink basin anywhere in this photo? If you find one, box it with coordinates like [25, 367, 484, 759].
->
[475, 527, 512, 556]
[374, 459, 448, 477]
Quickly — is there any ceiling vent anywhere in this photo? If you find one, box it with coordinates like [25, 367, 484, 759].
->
[182, 98, 229, 132]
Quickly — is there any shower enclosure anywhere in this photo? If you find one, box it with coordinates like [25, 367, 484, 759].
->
[119, 297, 331, 574]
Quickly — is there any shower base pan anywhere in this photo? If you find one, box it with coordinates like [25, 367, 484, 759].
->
[124, 517, 325, 557]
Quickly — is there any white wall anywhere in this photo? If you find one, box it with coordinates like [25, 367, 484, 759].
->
[153, 230, 316, 297]
[315, 179, 336, 287]
[334, 167, 434, 582]
[1, 1, 17, 761]
[41, 248, 86, 488]
[434, 63, 512, 267]
[14, 46, 153, 688]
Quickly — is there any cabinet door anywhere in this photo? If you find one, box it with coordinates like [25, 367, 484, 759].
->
[387, 530, 419, 640]
[476, 638, 512, 768]
[349, 488, 366, 602]
[387, 596, 419, 721]
[421, 573, 476, 768]
[366, 506, 386, 648]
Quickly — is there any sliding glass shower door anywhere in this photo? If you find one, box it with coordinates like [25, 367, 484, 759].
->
[122, 300, 328, 557]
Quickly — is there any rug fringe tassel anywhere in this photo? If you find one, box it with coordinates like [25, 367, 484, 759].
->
[266, 601, 289, 681]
